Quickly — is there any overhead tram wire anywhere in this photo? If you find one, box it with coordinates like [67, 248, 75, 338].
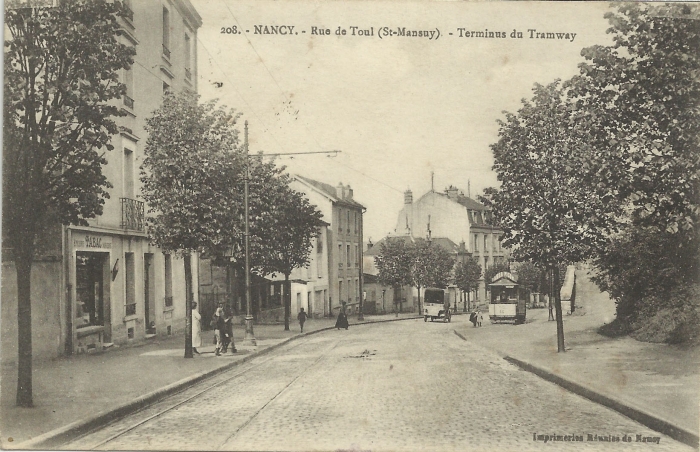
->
[218, 0, 330, 155]
[196, 38, 290, 155]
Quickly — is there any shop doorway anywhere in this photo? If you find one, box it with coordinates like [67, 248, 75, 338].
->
[75, 252, 111, 340]
[144, 253, 156, 334]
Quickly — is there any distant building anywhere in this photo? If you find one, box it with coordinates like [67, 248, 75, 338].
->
[292, 176, 366, 316]
[394, 186, 508, 301]
[2, 0, 203, 360]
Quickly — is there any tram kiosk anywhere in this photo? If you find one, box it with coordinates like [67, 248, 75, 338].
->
[488, 272, 526, 324]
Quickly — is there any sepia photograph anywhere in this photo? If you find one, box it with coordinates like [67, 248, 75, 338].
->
[2, 1, 699, 450]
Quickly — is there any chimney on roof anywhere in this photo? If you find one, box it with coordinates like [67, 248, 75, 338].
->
[367, 239, 373, 251]
[346, 185, 353, 200]
[446, 185, 459, 200]
[404, 189, 413, 205]
[336, 183, 345, 199]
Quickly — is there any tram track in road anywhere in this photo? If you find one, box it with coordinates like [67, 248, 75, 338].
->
[65, 335, 341, 450]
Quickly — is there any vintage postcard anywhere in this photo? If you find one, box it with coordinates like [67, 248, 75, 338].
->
[2, 1, 698, 451]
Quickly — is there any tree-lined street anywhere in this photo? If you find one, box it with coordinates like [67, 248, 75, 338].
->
[65, 314, 692, 451]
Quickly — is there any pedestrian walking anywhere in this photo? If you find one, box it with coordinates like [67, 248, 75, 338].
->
[212, 305, 226, 356]
[191, 302, 201, 355]
[335, 302, 349, 330]
[469, 310, 477, 327]
[297, 307, 308, 333]
[478, 310, 484, 327]
[222, 307, 237, 353]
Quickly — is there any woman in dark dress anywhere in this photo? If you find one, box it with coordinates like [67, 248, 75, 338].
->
[335, 302, 349, 330]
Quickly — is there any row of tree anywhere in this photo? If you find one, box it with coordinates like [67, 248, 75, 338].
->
[3, 1, 323, 407]
[374, 238, 481, 313]
[141, 91, 324, 354]
[480, 3, 700, 349]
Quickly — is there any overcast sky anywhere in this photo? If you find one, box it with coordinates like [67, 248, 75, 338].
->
[190, 1, 613, 242]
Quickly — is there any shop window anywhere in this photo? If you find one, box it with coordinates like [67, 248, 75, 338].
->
[75, 252, 107, 328]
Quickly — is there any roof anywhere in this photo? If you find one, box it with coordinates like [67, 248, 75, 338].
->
[294, 175, 365, 209]
[436, 191, 487, 211]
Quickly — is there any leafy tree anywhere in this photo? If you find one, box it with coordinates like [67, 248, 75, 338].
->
[409, 240, 455, 315]
[256, 182, 324, 330]
[483, 261, 511, 287]
[374, 238, 412, 313]
[141, 91, 243, 358]
[453, 257, 481, 311]
[482, 81, 608, 352]
[514, 261, 542, 296]
[3, 1, 134, 407]
[568, 3, 700, 237]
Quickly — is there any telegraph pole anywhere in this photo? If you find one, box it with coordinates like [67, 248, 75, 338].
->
[243, 121, 256, 346]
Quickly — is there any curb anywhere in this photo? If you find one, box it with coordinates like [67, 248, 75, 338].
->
[503, 356, 700, 449]
[15, 315, 420, 450]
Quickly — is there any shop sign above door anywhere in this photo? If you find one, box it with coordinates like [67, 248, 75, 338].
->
[74, 235, 112, 250]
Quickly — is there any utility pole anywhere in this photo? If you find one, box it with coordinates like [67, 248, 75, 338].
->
[243, 121, 256, 346]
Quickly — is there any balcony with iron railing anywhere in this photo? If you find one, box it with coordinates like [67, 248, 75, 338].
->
[185, 67, 192, 81]
[120, 198, 145, 231]
[162, 44, 171, 60]
[123, 95, 134, 109]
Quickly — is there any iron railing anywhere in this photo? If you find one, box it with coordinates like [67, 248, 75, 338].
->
[162, 44, 171, 59]
[120, 198, 144, 231]
[123, 95, 134, 109]
[185, 67, 192, 80]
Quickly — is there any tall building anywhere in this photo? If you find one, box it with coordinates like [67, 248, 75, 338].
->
[1, 0, 203, 360]
[292, 176, 366, 316]
[394, 185, 508, 301]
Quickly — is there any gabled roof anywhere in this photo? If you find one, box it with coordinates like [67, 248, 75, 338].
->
[294, 175, 365, 209]
[436, 191, 487, 211]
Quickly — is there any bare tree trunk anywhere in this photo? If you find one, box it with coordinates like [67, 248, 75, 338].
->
[553, 265, 565, 352]
[16, 248, 33, 407]
[284, 273, 290, 331]
[184, 253, 193, 358]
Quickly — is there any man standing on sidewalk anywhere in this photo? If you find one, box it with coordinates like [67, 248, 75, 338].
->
[297, 308, 308, 333]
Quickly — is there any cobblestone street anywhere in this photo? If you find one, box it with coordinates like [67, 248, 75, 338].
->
[65, 319, 693, 451]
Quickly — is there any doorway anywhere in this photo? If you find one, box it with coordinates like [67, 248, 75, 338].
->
[144, 253, 156, 334]
[75, 252, 111, 339]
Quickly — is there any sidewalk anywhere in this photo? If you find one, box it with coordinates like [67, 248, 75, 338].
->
[454, 269, 700, 447]
[1, 313, 418, 449]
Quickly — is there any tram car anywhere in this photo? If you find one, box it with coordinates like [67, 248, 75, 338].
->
[488, 272, 526, 324]
[423, 288, 451, 322]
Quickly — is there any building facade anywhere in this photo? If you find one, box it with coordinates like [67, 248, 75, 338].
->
[2, 0, 203, 361]
[394, 186, 508, 301]
[292, 176, 366, 316]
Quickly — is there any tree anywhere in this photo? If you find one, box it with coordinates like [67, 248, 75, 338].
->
[256, 181, 324, 330]
[374, 238, 413, 313]
[409, 240, 455, 315]
[141, 91, 243, 358]
[483, 261, 511, 287]
[453, 257, 481, 311]
[567, 3, 700, 338]
[568, 3, 700, 237]
[514, 262, 541, 296]
[482, 81, 609, 352]
[3, 1, 135, 407]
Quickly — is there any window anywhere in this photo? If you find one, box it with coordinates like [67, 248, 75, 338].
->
[162, 7, 170, 58]
[124, 148, 134, 199]
[164, 253, 173, 307]
[338, 244, 342, 268]
[163, 81, 170, 94]
[355, 244, 359, 266]
[123, 68, 134, 108]
[316, 234, 323, 254]
[484, 235, 488, 252]
[347, 279, 352, 303]
[339, 281, 343, 304]
[346, 244, 351, 266]
[347, 211, 350, 233]
[184, 33, 192, 80]
[75, 252, 106, 328]
[338, 209, 342, 233]
[125, 253, 136, 316]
